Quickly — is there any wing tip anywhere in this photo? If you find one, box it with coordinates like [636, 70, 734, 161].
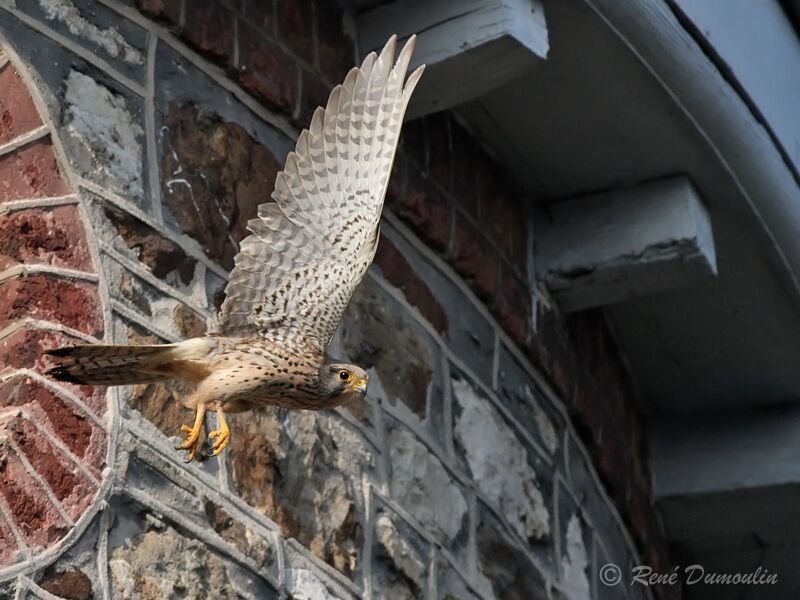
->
[44, 346, 76, 357]
[45, 365, 85, 384]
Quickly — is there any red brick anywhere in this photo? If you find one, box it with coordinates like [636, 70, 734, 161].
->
[0, 447, 69, 550]
[449, 124, 478, 217]
[0, 512, 19, 565]
[0, 206, 92, 272]
[424, 113, 451, 190]
[136, 0, 181, 24]
[237, 22, 297, 112]
[0, 276, 103, 337]
[295, 69, 329, 130]
[390, 171, 451, 252]
[0, 328, 78, 374]
[0, 139, 69, 201]
[0, 377, 104, 470]
[276, 0, 313, 63]
[183, 0, 234, 62]
[38, 570, 94, 600]
[374, 236, 448, 334]
[12, 419, 97, 520]
[451, 213, 498, 301]
[0, 64, 42, 145]
[243, 0, 273, 30]
[476, 160, 527, 270]
[315, 2, 354, 82]
[493, 269, 531, 348]
[528, 308, 576, 401]
[400, 120, 426, 166]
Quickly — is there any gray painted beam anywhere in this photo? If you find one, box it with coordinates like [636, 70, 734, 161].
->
[357, 0, 548, 117]
[652, 407, 800, 500]
[536, 176, 717, 312]
[652, 407, 800, 547]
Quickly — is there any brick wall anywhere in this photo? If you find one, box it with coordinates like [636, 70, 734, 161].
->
[0, 1, 672, 599]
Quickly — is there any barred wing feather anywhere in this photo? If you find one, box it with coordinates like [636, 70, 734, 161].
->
[218, 35, 424, 353]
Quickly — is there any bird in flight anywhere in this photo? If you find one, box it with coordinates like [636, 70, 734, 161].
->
[46, 35, 424, 462]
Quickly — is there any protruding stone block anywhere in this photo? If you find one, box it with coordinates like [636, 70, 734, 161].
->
[358, 0, 549, 117]
[537, 176, 717, 312]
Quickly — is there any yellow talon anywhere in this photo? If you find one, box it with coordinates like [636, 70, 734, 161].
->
[208, 407, 231, 456]
[175, 403, 207, 463]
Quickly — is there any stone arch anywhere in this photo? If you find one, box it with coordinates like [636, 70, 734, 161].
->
[0, 43, 113, 579]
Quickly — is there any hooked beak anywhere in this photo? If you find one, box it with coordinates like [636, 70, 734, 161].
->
[353, 378, 368, 395]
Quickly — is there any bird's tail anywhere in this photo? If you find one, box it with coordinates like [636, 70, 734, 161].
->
[45, 343, 185, 385]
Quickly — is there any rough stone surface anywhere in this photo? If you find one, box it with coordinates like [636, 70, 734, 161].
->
[561, 515, 591, 600]
[204, 501, 271, 571]
[63, 70, 144, 200]
[387, 427, 467, 544]
[37, 568, 94, 600]
[375, 514, 425, 594]
[476, 511, 548, 600]
[341, 276, 437, 419]
[38, 0, 144, 64]
[109, 524, 262, 599]
[161, 103, 281, 269]
[0, 206, 92, 272]
[229, 408, 370, 578]
[0, 63, 42, 145]
[286, 569, 337, 600]
[102, 203, 197, 285]
[0, 138, 69, 201]
[496, 350, 560, 456]
[453, 378, 550, 541]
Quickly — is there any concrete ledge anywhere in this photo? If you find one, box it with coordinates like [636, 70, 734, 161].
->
[357, 0, 548, 117]
[536, 176, 717, 312]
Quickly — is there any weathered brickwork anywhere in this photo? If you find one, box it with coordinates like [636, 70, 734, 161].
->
[0, 2, 672, 600]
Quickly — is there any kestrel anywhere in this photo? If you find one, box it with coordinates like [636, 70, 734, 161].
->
[46, 35, 424, 462]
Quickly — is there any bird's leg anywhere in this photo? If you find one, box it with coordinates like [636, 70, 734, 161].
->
[208, 404, 231, 456]
[176, 401, 207, 462]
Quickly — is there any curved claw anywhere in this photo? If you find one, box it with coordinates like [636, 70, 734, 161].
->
[207, 406, 231, 457]
[208, 428, 231, 456]
[175, 404, 207, 463]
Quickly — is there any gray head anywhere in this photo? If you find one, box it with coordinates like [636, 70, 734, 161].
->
[317, 362, 369, 405]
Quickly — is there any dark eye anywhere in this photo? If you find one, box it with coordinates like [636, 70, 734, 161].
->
[338, 370, 352, 382]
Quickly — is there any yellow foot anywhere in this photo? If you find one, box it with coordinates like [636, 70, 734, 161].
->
[208, 407, 231, 456]
[208, 426, 230, 456]
[176, 423, 202, 463]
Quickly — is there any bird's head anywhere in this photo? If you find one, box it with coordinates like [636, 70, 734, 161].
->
[318, 362, 369, 406]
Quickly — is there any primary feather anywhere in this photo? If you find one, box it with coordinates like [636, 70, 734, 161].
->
[218, 35, 424, 353]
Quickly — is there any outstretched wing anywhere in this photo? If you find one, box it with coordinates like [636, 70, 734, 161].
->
[218, 35, 424, 353]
